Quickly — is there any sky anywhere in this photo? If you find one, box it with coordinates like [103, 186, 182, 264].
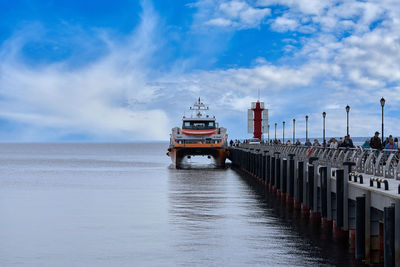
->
[0, 0, 400, 141]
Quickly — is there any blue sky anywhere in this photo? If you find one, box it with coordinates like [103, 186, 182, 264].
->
[0, 0, 400, 141]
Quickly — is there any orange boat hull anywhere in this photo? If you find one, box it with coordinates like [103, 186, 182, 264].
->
[167, 146, 227, 169]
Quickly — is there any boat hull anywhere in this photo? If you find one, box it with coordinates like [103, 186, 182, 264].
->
[168, 146, 227, 168]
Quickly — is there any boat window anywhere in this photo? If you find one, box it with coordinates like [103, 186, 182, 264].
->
[182, 121, 216, 129]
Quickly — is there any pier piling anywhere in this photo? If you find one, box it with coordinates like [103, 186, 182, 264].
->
[356, 196, 366, 260]
[229, 143, 400, 265]
[384, 205, 395, 267]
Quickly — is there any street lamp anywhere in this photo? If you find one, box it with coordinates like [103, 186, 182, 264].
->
[380, 97, 385, 141]
[345, 105, 350, 136]
[293, 119, 296, 143]
[322, 112, 326, 147]
[268, 124, 270, 143]
[283, 121, 285, 143]
[274, 123, 277, 141]
[305, 115, 309, 141]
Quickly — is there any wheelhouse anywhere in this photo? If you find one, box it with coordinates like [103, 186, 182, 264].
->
[182, 120, 216, 130]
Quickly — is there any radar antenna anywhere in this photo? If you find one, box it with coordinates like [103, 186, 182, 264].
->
[189, 97, 210, 118]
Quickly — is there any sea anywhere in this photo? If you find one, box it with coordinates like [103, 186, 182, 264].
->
[0, 143, 360, 266]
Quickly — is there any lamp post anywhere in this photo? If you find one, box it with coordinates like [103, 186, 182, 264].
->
[305, 115, 309, 141]
[268, 124, 270, 143]
[345, 105, 350, 136]
[322, 112, 326, 147]
[283, 121, 285, 143]
[274, 123, 277, 141]
[293, 119, 296, 143]
[381, 97, 385, 141]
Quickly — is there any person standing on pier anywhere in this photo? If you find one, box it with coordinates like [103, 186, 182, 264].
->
[394, 137, 399, 149]
[313, 139, 320, 147]
[340, 135, 354, 148]
[329, 138, 338, 149]
[338, 137, 343, 146]
[362, 140, 370, 149]
[305, 139, 312, 147]
[295, 139, 301, 146]
[384, 136, 397, 150]
[383, 135, 392, 147]
[370, 131, 382, 150]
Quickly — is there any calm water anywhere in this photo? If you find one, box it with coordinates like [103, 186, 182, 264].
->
[0, 143, 359, 266]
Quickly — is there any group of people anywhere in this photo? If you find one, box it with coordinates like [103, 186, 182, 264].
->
[230, 131, 399, 151]
[229, 139, 242, 147]
[363, 131, 399, 150]
[293, 135, 355, 148]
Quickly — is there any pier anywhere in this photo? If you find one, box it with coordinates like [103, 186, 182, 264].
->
[229, 144, 400, 266]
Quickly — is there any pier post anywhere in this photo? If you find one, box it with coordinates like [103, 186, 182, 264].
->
[275, 153, 281, 192]
[250, 152, 254, 175]
[349, 199, 356, 249]
[246, 151, 249, 172]
[252, 152, 255, 176]
[253, 152, 256, 176]
[240, 150, 244, 168]
[267, 154, 271, 185]
[384, 205, 395, 267]
[356, 196, 366, 260]
[295, 160, 304, 210]
[297, 161, 305, 205]
[271, 155, 275, 188]
[343, 162, 355, 231]
[254, 152, 258, 177]
[303, 161, 307, 210]
[327, 165, 332, 221]
[282, 159, 288, 197]
[245, 151, 249, 172]
[249, 151, 252, 174]
[259, 152, 263, 180]
[395, 199, 400, 267]
[254, 152, 258, 178]
[258, 153, 260, 178]
[365, 191, 371, 264]
[288, 154, 295, 200]
[248, 151, 251, 173]
[262, 152, 267, 182]
[370, 207, 382, 264]
[252, 151, 255, 176]
[320, 166, 328, 218]
[336, 169, 344, 228]
[297, 161, 304, 203]
[309, 157, 319, 221]
[293, 156, 298, 203]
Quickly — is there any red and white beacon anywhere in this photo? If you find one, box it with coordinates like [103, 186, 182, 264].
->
[247, 98, 268, 141]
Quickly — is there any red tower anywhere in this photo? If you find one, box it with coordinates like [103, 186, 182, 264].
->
[248, 100, 268, 140]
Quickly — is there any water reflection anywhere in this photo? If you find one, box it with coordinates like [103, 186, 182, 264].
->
[0, 143, 364, 266]
[168, 165, 362, 267]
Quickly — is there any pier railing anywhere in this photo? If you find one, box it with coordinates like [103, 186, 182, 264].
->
[239, 144, 400, 179]
[229, 143, 400, 266]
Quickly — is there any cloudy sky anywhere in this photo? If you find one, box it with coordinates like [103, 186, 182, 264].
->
[0, 0, 399, 141]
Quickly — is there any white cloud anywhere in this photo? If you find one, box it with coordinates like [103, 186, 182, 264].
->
[202, 0, 271, 29]
[205, 18, 232, 27]
[257, 0, 331, 16]
[188, 0, 400, 138]
[270, 15, 299, 32]
[2, 0, 400, 141]
[0, 1, 169, 141]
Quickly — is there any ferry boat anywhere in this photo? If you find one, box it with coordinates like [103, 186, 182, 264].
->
[167, 98, 228, 169]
